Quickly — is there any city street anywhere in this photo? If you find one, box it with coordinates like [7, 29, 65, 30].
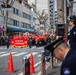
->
[0, 46, 44, 75]
[0, 0, 75, 75]
[0, 46, 61, 75]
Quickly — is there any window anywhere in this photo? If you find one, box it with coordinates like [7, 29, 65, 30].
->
[29, 15, 31, 20]
[13, 8, 19, 15]
[23, 12, 27, 18]
[50, 1, 53, 3]
[22, 23, 27, 28]
[27, 24, 31, 29]
[13, 20, 19, 26]
[33, 18, 35, 22]
[23, 12, 31, 20]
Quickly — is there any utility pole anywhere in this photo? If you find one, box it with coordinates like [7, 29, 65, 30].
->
[4, 2, 8, 36]
[64, 0, 68, 42]
[69, 0, 73, 16]
[56, 0, 64, 40]
[4, 0, 10, 36]
[57, 0, 64, 24]
[35, 0, 37, 10]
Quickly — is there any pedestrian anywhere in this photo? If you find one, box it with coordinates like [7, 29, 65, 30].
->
[5, 35, 10, 49]
[46, 35, 51, 44]
[69, 15, 76, 50]
[28, 35, 32, 48]
[44, 37, 76, 75]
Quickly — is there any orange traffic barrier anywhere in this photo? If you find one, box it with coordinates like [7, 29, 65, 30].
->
[30, 54, 35, 73]
[7, 53, 14, 72]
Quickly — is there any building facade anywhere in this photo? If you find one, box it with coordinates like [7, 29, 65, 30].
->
[48, 0, 58, 32]
[0, 1, 36, 36]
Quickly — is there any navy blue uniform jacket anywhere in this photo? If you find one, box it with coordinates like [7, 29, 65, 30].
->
[69, 25, 76, 50]
[61, 50, 76, 75]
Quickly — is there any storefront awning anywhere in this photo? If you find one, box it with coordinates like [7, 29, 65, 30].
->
[7, 26, 34, 33]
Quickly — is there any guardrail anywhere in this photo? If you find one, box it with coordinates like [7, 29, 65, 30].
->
[19, 52, 58, 75]
[41, 51, 59, 75]
[19, 56, 30, 75]
[41, 52, 46, 75]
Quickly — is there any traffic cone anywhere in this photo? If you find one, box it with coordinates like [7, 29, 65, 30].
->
[7, 53, 14, 72]
[30, 54, 35, 73]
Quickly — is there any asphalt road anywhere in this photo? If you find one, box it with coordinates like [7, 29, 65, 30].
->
[0, 46, 61, 75]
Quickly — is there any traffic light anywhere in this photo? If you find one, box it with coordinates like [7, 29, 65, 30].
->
[56, 24, 65, 36]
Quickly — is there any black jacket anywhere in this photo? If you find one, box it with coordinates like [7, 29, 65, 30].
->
[69, 25, 76, 50]
[61, 50, 76, 75]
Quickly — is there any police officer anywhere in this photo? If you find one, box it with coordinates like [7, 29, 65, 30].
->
[69, 15, 76, 50]
[46, 35, 51, 44]
[44, 37, 76, 75]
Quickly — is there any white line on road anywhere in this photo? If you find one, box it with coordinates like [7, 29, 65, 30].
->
[37, 54, 41, 57]
[13, 52, 27, 56]
[0, 52, 6, 54]
[37, 62, 50, 75]
[25, 52, 38, 57]
[34, 61, 41, 67]
[37, 47, 43, 49]
[0, 52, 16, 57]
[31, 47, 36, 49]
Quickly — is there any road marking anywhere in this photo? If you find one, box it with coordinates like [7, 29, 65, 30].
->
[37, 54, 41, 57]
[37, 47, 43, 49]
[25, 52, 38, 57]
[13, 52, 27, 56]
[37, 71, 41, 75]
[34, 61, 41, 67]
[0, 52, 6, 54]
[31, 47, 36, 49]
[37, 62, 50, 75]
[0, 52, 16, 57]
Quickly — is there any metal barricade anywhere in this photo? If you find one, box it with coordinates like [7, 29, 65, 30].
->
[41, 51, 58, 75]
[41, 51, 46, 75]
[19, 56, 30, 75]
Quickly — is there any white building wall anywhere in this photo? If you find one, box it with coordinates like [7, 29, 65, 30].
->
[0, 1, 36, 33]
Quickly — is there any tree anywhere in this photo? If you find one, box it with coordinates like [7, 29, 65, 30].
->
[0, 0, 16, 36]
[32, 3, 48, 25]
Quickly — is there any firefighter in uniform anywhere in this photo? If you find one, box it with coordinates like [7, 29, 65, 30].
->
[44, 37, 76, 75]
[69, 15, 76, 50]
[28, 35, 32, 48]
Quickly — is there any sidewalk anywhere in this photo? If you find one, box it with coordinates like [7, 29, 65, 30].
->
[46, 66, 60, 75]
[0, 46, 14, 50]
[46, 61, 61, 75]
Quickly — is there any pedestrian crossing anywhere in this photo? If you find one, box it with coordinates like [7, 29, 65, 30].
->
[0, 51, 42, 58]
[13, 52, 27, 56]
[0, 46, 44, 50]
[25, 46, 43, 50]
[0, 52, 17, 57]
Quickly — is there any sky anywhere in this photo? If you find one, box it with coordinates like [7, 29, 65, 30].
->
[28, 0, 57, 13]
[73, 0, 76, 11]
[28, 0, 49, 13]
[28, 0, 76, 14]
